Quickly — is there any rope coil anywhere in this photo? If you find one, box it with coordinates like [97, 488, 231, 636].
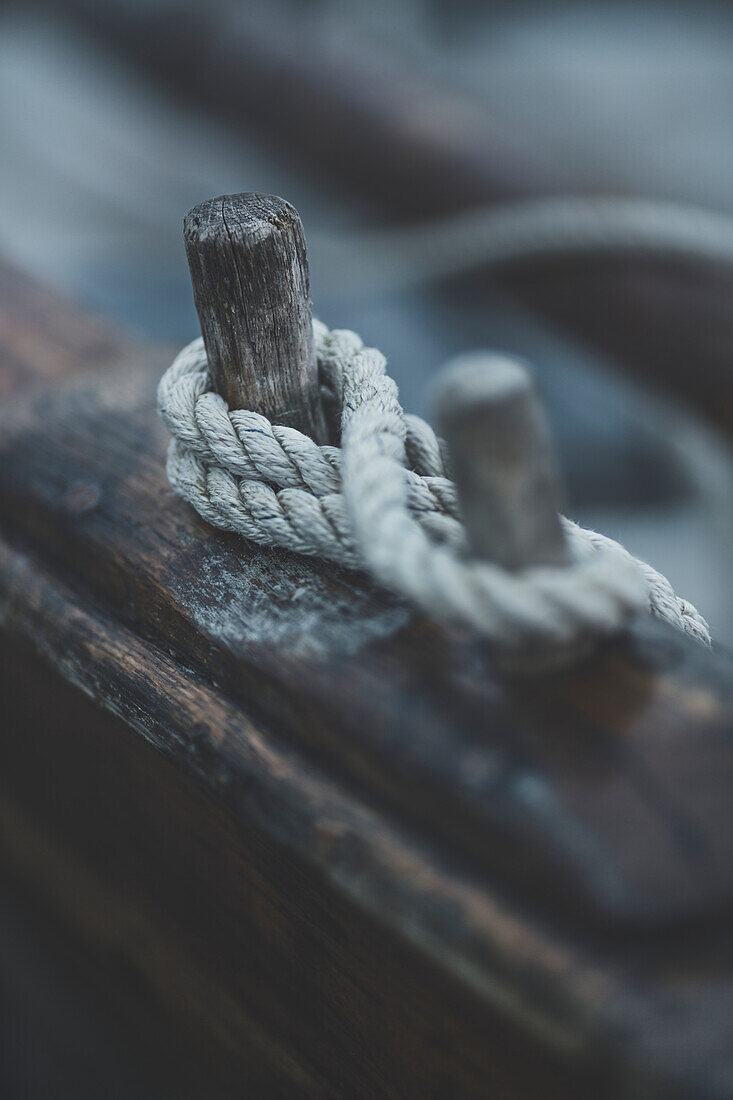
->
[158, 321, 711, 652]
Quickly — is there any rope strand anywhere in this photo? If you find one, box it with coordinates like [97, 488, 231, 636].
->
[158, 322, 711, 652]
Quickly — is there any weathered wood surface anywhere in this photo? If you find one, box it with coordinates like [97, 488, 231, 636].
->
[5, 340, 733, 928]
[0, 260, 127, 399]
[7, 629, 598, 1100]
[2, 258, 733, 1096]
[68, 0, 733, 435]
[184, 193, 327, 440]
[0, 580, 600, 1099]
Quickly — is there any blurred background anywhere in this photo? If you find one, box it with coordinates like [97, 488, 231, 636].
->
[3, 2, 733, 1089]
[3, 1, 733, 626]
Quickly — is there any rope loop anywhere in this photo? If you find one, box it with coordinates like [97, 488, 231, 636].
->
[158, 323, 711, 652]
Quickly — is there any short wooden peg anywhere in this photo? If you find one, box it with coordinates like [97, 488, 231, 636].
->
[184, 192, 328, 443]
[433, 353, 569, 570]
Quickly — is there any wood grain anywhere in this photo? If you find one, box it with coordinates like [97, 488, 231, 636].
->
[0, 632, 607, 1099]
[3, 258, 733, 1096]
[1, 261, 733, 931]
[184, 193, 327, 441]
[6, 353, 733, 927]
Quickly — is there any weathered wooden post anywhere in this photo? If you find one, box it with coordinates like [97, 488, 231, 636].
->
[183, 192, 328, 442]
[434, 352, 568, 570]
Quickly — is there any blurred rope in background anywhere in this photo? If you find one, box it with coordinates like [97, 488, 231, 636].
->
[2, 0, 733, 645]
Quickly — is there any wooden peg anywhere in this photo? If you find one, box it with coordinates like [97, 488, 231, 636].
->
[433, 353, 569, 570]
[184, 193, 328, 443]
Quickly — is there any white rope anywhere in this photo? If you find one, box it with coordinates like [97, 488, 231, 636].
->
[316, 196, 733, 296]
[158, 322, 711, 653]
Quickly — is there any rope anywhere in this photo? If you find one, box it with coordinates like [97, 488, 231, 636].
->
[158, 321, 711, 654]
[316, 195, 733, 296]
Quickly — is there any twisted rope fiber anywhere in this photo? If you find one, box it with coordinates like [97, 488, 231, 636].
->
[158, 322, 710, 650]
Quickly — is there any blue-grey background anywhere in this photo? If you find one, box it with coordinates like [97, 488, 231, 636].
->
[1, 0, 732, 639]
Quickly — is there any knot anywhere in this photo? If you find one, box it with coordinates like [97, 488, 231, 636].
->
[158, 323, 711, 653]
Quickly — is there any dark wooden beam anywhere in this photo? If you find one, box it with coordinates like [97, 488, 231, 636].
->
[1, 631, 601, 1099]
[4, 327, 733, 928]
[3, 257, 733, 1095]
